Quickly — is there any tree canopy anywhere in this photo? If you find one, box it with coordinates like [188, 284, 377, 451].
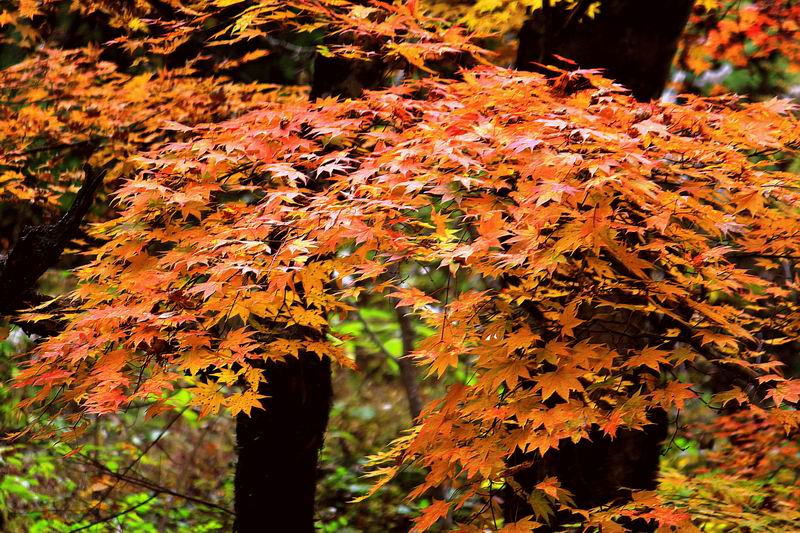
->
[1, 1, 799, 531]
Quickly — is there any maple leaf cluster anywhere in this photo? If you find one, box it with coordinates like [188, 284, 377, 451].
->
[423, 0, 600, 36]
[676, 0, 800, 91]
[3, 0, 489, 71]
[10, 58, 798, 527]
[2, 0, 800, 530]
[0, 47, 296, 223]
[659, 408, 800, 529]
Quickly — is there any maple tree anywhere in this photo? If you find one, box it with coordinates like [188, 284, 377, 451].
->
[1, 0, 799, 531]
[675, 0, 800, 96]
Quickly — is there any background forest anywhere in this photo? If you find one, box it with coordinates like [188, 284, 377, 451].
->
[0, 1, 799, 531]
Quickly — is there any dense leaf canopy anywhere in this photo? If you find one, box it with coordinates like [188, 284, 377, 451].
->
[2, 0, 799, 530]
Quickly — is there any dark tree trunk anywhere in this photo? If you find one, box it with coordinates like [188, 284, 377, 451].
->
[234, 356, 332, 532]
[309, 32, 385, 100]
[516, 0, 694, 101]
[310, 52, 385, 100]
[233, 45, 385, 531]
[0, 162, 102, 316]
[505, 0, 694, 526]
[503, 411, 669, 526]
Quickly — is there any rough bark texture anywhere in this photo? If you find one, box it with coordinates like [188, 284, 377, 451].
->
[516, 0, 695, 101]
[505, 0, 694, 526]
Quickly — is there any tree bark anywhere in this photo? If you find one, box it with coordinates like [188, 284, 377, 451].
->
[503, 410, 668, 526]
[505, 0, 694, 526]
[0, 162, 103, 316]
[516, 0, 694, 101]
[310, 52, 385, 100]
[234, 355, 332, 532]
[233, 47, 385, 531]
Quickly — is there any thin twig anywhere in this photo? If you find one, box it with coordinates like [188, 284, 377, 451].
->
[72, 406, 188, 526]
[74, 455, 235, 516]
[70, 493, 159, 532]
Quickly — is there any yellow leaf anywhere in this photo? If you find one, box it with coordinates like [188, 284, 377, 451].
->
[559, 300, 584, 338]
[625, 346, 670, 371]
[189, 381, 224, 418]
[534, 367, 583, 401]
[226, 389, 266, 417]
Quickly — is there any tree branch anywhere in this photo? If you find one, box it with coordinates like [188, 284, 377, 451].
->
[70, 493, 159, 532]
[0, 161, 104, 315]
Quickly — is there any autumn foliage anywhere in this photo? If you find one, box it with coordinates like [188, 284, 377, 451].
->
[679, 1, 800, 79]
[2, 0, 799, 531]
